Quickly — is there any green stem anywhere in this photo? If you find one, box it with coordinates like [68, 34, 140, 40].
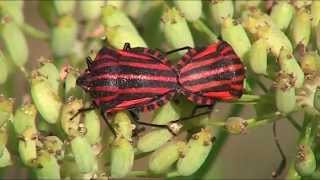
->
[287, 115, 302, 132]
[20, 23, 49, 41]
[127, 170, 155, 177]
[191, 19, 218, 42]
[246, 116, 278, 128]
[233, 94, 260, 104]
[256, 79, 269, 92]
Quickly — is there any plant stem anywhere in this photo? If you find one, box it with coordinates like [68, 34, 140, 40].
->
[20, 23, 49, 41]
[233, 94, 260, 104]
[286, 115, 302, 132]
[246, 117, 278, 128]
[127, 170, 154, 177]
[191, 19, 218, 43]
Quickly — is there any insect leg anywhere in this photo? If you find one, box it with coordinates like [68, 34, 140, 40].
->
[128, 110, 146, 136]
[70, 106, 96, 120]
[100, 110, 117, 137]
[271, 122, 286, 178]
[123, 42, 131, 51]
[128, 110, 177, 135]
[171, 105, 213, 124]
[165, 46, 192, 55]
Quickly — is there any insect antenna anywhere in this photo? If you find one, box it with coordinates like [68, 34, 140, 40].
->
[271, 121, 287, 178]
[171, 105, 214, 124]
[165, 46, 192, 55]
[70, 106, 96, 120]
[86, 56, 93, 68]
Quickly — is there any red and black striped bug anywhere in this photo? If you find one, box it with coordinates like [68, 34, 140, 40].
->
[73, 41, 245, 135]
[177, 41, 245, 103]
[73, 43, 179, 134]
[167, 41, 245, 122]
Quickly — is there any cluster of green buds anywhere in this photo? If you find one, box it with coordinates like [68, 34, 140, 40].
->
[0, 0, 320, 179]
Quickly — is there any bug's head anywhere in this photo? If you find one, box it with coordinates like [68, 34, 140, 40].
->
[76, 56, 95, 91]
[76, 71, 92, 92]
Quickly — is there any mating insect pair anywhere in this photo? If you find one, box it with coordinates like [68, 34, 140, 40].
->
[73, 41, 245, 135]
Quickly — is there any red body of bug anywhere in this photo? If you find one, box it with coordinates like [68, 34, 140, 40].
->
[76, 45, 178, 114]
[177, 41, 245, 105]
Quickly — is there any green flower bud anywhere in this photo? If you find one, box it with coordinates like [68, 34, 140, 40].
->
[37, 118, 51, 134]
[70, 136, 97, 173]
[286, 160, 301, 180]
[221, 17, 251, 61]
[31, 75, 62, 124]
[125, 0, 143, 20]
[0, 148, 12, 168]
[64, 70, 81, 98]
[248, 39, 267, 75]
[34, 151, 60, 179]
[289, 8, 312, 48]
[295, 144, 316, 176]
[278, 48, 304, 88]
[0, 124, 7, 156]
[174, 0, 202, 21]
[296, 74, 320, 115]
[316, 22, 320, 52]
[112, 111, 133, 141]
[291, 1, 312, 9]
[60, 98, 83, 137]
[242, 11, 292, 56]
[152, 101, 182, 125]
[234, 1, 262, 17]
[101, 5, 139, 34]
[315, 87, 320, 112]
[177, 128, 213, 176]
[50, 16, 78, 58]
[60, 159, 95, 179]
[84, 110, 101, 145]
[0, 1, 24, 24]
[0, 20, 29, 67]
[300, 51, 320, 74]
[275, 72, 296, 114]
[37, 61, 61, 96]
[0, 52, 8, 84]
[311, 1, 320, 27]
[106, 1, 124, 9]
[225, 117, 248, 134]
[209, 0, 234, 32]
[161, 8, 194, 56]
[0, 95, 14, 126]
[110, 136, 134, 178]
[18, 128, 38, 166]
[105, 26, 147, 49]
[149, 141, 186, 174]
[13, 103, 37, 136]
[137, 129, 173, 153]
[0, 96, 11, 156]
[80, 1, 105, 21]
[53, 0, 75, 16]
[241, 10, 276, 33]
[38, 1, 56, 26]
[270, 1, 294, 31]
[41, 136, 64, 160]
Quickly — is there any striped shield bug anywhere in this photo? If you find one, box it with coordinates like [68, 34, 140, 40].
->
[166, 41, 245, 123]
[73, 43, 179, 135]
[177, 41, 245, 104]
